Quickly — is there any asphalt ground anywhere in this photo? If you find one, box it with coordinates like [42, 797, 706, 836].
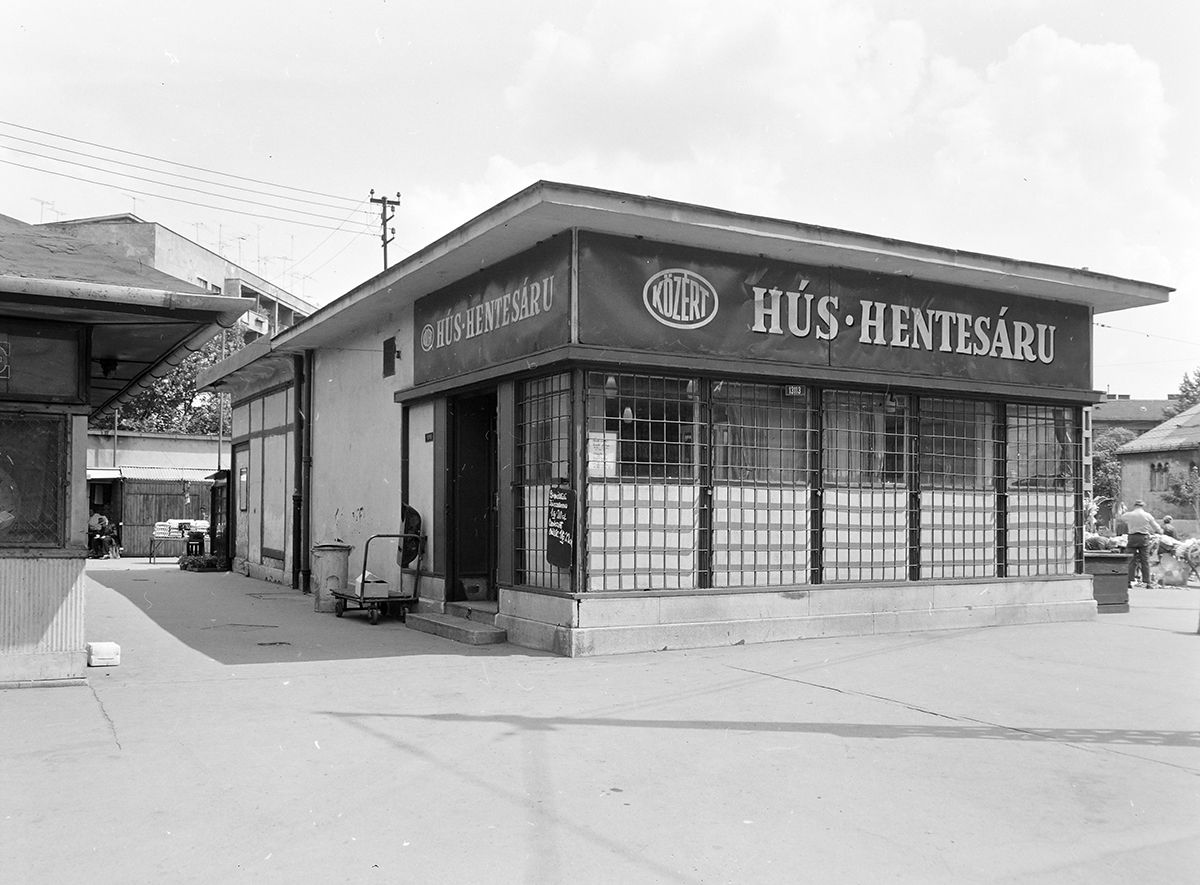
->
[3, 560, 1199, 884]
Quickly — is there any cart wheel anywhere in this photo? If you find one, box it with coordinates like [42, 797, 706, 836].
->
[335, 598, 345, 618]
[369, 606, 379, 625]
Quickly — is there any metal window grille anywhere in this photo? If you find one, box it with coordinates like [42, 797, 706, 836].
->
[1006, 404, 1080, 576]
[514, 373, 572, 589]
[822, 390, 911, 582]
[711, 381, 812, 587]
[0, 412, 66, 547]
[919, 397, 996, 579]
[585, 372, 705, 591]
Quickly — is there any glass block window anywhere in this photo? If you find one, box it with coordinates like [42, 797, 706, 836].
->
[711, 381, 813, 587]
[822, 390, 912, 582]
[515, 373, 572, 589]
[0, 412, 67, 547]
[585, 372, 705, 591]
[1006, 404, 1080, 576]
[919, 398, 996, 579]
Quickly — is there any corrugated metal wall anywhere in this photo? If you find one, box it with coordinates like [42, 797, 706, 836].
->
[0, 557, 87, 683]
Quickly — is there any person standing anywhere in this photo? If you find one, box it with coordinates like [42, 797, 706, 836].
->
[1123, 500, 1162, 587]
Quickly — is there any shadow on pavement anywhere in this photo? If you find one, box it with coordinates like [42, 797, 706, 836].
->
[87, 561, 532, 665]
[321, 710, 1200, 748]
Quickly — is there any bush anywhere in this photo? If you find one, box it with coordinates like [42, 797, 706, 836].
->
[177, 554, 225, 571]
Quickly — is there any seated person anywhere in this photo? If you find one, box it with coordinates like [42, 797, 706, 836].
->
[99, 520, 120, 559]
[88, 512, 109, 557]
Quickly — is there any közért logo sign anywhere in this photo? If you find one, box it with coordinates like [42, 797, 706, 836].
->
[643, 269, 718, 329]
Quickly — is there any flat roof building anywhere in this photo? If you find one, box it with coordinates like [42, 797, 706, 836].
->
[201, 182, 1172, 655]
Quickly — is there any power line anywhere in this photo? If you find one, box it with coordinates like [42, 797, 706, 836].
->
[0, 157, 375, 234]
[284, 200, 371, 274]
[0, 131, 358, 213]
[0, 143, 373, 226]
[305, 229, 368, 278]
[1093, 321, 1200, 349]
[0, 118, 361, 204]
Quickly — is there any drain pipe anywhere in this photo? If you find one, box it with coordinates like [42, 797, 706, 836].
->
[300, 348, 314, 593]
[292, 354, 305, 591]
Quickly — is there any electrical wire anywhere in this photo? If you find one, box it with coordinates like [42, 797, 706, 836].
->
[1093, 321, 1200, 349]
[284, 200, 372, 273]
[304, 228, 370, 277]
[0, 143, 371, 225]
[0, 118, 359, 204]
[0, 130, 359, 213]
[0, 157, 374, 234]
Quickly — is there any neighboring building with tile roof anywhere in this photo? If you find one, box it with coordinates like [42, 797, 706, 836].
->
[1091, 393, 1176, 438]
[1115, 402, 1200, 531]
[42, 214, 317, 340]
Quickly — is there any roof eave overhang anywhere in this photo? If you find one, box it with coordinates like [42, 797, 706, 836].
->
[0, 274, 246, 418]
[202, 181, 1174, 386]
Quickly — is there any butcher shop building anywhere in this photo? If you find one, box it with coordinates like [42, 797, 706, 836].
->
[201, 182, 1171, 656]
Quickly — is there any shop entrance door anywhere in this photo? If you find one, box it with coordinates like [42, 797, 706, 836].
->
[449, 391, 498, 602]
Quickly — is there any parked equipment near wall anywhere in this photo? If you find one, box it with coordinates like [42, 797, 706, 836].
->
[332, 505, 424, 625]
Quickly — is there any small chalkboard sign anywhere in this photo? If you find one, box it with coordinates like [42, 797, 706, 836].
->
[546, 485, 575, 568]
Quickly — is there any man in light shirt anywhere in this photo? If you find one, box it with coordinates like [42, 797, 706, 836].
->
[1123, 500, 1162, 587]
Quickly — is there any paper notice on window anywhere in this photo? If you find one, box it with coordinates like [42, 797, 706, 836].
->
[587, 431, 618, 478]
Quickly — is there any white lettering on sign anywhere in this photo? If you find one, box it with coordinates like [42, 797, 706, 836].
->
[421, 275, 554, 353]
[643, 269, 719, 329]
[749, 286, 1057, 365]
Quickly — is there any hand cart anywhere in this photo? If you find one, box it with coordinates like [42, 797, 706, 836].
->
[332, 530, 425, 625]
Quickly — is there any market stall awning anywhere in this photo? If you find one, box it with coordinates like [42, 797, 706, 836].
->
[116, 466, 219, 482]
[0, 214, 247, 417]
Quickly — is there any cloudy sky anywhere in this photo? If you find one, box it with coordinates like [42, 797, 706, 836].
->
[2, 0, 1195, 398]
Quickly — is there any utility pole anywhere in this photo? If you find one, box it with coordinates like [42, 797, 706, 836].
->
[370, 189, 400, 270]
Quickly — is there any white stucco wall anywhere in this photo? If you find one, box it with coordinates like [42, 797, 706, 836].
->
[309, 307, 410, 590]
[87, 431, 228, 471]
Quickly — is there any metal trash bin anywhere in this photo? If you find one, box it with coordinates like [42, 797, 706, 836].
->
[311, 542, 353, 613]
[1083, 552, 1132, 613]
[186, 531, 206, 557]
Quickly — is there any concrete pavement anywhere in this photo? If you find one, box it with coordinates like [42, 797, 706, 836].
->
[3, 560, 1199, 884]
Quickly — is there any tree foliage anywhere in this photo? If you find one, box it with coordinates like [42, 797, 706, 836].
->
[90, 329, 245, 435]
[1091, 426, 1138, 503]
[1161, 368, 1200, 419]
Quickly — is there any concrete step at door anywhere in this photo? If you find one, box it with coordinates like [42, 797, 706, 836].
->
[444, 601, 499, 624]
[405, 612, 507, 645]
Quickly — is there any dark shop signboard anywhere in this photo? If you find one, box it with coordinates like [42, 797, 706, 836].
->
[413, 236, 572, 384]
[545, 485, 574, 568]
[577, 232, 1091, 391]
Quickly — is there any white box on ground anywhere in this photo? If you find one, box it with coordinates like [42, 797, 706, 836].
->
[86, 641, 121, 667]
[354, 571, 389, 600]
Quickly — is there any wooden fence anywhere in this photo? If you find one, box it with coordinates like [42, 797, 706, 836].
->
[118, 479, 212, 557]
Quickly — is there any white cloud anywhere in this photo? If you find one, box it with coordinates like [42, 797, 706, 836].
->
[502, 0, 932, 158]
